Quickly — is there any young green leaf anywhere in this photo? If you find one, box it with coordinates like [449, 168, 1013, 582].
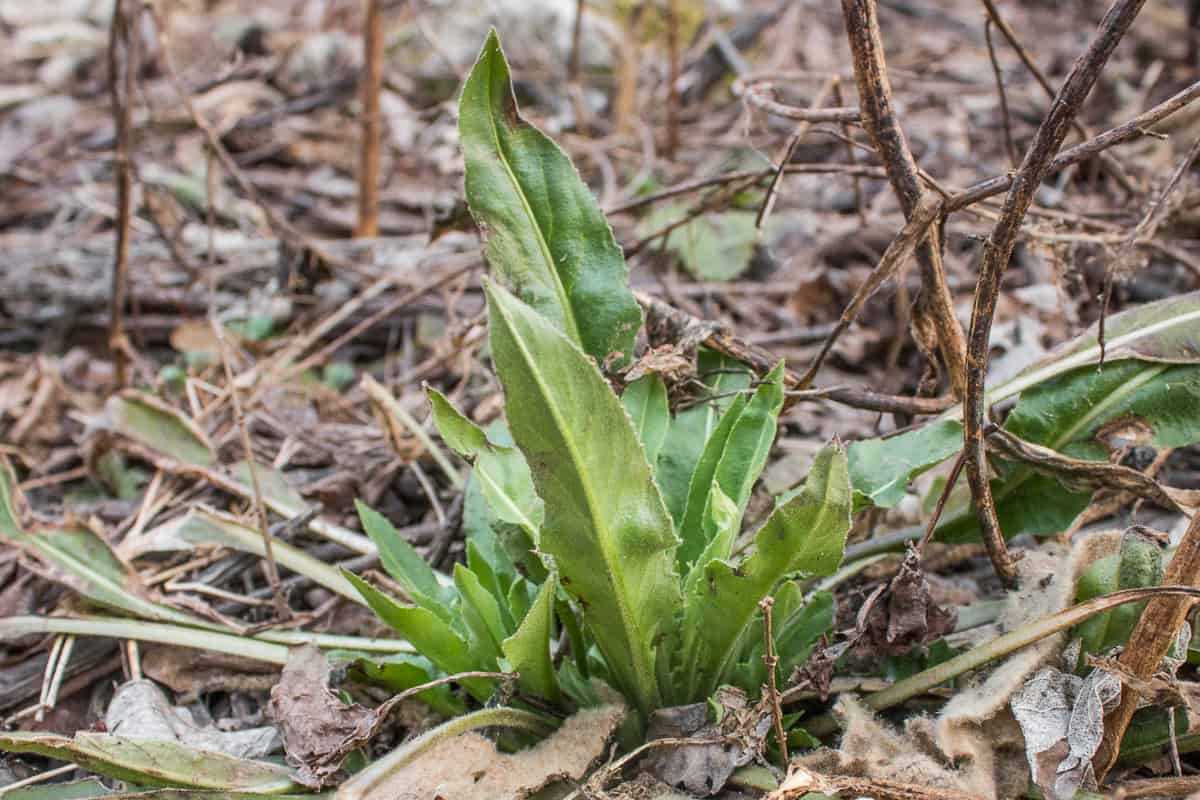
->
[355, 501, 455, 616]
[344, 572, 494, 701]
[428, 387, 544, 543]
[501, 574, 561, 703]
[454, 563, 510, 661]
[656, 349, 753, 523]
[486, 281, 680, 718]
[622, 374, 671, 467]
[673, 442, 851, 702]
[427, 387, 490, 456]
[460, 30, 641, 365]
[678, 364, 784, 568]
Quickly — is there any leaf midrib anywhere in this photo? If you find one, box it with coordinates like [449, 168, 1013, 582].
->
[483, 62, 582, 346]
[495, 300, 658, 708]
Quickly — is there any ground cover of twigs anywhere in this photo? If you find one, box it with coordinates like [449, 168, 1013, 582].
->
[5, 0, 1200, 798]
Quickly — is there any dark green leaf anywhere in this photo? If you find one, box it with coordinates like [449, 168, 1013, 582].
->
[460, 30, 641, 365]
[848, 419, 962, 508]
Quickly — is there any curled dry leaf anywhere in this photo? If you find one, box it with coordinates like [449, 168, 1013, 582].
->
[1011, 666, 1122, 800]
[855, 547, 957, 658]
[106, 679, 280, 760]
[641, 686, 772, 797]
[268, 644, 387, 789]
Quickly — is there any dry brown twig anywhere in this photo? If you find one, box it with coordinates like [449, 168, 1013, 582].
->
[798, 193, 942, 388]
[758, 597, 787, 765]
[962, 0, 1148, 589]
[356, 0, 384, 238]
[979, 0, 1137, 195]
[107, 0, 137, 388]
[839, 0, 969, 400]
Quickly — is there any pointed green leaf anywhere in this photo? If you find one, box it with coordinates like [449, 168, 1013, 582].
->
[343, 572, 493, 701]
[673, 393, 747, 559]
[656, 350, 753, 523]
[674, 442, 850, 701]
[678, 364, 783, 568]
[502, 574, 561, 702]
[428, 387, 544, 543]
[460, 30, 641, 365]
[355, 501, 454, 613]
[622, 374, 671, 467]
[486, 281, 680, 717]
[427, 387, 490, 457]
[454, 563, 509, 662]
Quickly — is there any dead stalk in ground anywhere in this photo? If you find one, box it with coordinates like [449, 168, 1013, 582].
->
[840, 0, 968, 398]
[963, 0, 1147, 588]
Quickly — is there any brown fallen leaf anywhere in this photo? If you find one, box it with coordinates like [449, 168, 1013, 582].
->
[337, 703, 625, 800]
[640, 686, 772, 797]
[267, 644, 383, 789]
[856, 547, 957, 658]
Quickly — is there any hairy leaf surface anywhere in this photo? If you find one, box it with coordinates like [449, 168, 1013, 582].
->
[486, 282, 679, 717]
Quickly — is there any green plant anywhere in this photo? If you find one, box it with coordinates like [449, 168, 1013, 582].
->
[347, 30, 852, 726]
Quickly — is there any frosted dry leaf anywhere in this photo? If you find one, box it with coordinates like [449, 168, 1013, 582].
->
[105, 679, 280, 760]
[335, 704, 625, 800]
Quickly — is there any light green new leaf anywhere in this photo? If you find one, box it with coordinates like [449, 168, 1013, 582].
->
[427, 388, 490, 455]
[355, 501, 456, 615]
[678, 364, 783, 568]
[427, 388, 543, 542]
[656, 349, 753, 523]
[343, 572, 493, 701]
[460, 30, 641, 365]
[501, 574, 561, 702]
[454, 563, 508, 664]
[674, 442, 850, 701]
[0, 732, 298, 793]
[622, 374, 671, 467]
[847, 419, 963, 509]
[486, 281, 680, 717]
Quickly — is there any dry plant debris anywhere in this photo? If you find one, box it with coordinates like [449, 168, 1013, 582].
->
[3, 0, 1200, 798]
